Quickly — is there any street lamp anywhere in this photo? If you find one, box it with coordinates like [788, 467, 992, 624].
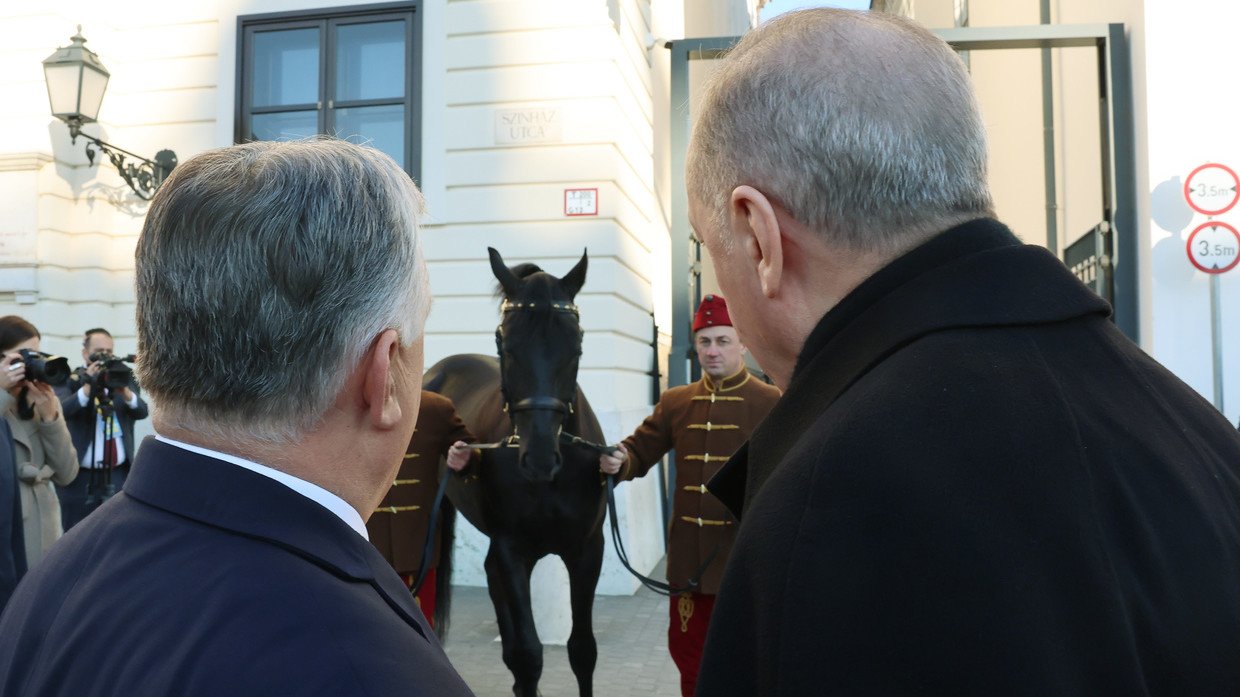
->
[42, 27, 177, 201]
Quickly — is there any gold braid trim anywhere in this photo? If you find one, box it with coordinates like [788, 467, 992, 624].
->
[679, 515, 733, 527]
[683, 454, 729, 463]
[678, 593, 694, 633]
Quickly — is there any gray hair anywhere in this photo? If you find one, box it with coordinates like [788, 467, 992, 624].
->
[135, 138, 430, 444]
[687, 9, 994, 253]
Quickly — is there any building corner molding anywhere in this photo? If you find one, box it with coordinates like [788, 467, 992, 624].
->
[0, 152, 54, 173]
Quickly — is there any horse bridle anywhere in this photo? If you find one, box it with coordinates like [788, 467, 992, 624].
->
[494, 298, 581, 422]
[449, 298, 717, 596]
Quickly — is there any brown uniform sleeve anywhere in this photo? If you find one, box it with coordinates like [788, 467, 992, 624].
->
[441, 398, 481, 474]
[618, 396, 674, 481]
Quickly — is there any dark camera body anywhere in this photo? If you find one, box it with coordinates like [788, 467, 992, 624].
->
[86, 351, 136, 391]
[16, 349, 71, 387]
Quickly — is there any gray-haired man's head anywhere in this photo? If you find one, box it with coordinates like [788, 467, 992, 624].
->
[687, 8, 994, 254]
[135, 138, 430, 444]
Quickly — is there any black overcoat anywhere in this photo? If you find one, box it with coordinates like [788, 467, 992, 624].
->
[700, 219, 1240, 696]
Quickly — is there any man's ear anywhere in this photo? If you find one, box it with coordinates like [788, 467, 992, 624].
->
[730, 186, 784, 298]
[362, 329, 403, 430]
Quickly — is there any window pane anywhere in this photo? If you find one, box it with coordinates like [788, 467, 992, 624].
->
[252, 111, 318, 141]
[334, 105, 404, 168]
[335, 21, 405, 101]
[252, 28, 319, 107]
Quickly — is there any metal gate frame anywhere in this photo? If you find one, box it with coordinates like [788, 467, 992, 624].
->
[665, 23, 1138, 391]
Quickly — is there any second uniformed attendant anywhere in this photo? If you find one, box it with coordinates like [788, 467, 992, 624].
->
[367, 390, 476, 630]
[600, 295, 780, 697]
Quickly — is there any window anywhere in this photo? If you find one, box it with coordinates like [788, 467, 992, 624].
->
[236, 3, 420, 176]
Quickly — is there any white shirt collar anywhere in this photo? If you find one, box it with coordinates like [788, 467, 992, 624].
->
[153, 434, 369, 540]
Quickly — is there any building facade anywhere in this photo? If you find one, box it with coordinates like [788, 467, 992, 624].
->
[0, 0, 1237, 639]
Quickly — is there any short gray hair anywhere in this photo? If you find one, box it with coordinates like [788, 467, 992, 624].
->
[135, 138, 430, 444]
[687, 9, 994, 253]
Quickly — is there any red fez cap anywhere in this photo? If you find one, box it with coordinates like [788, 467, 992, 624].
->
[692, 294, 732, 333]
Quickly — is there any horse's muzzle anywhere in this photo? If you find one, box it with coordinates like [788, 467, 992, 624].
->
[518, 448, 563, 483]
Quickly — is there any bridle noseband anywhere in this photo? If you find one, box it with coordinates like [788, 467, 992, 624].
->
[495, 299, 581, 420]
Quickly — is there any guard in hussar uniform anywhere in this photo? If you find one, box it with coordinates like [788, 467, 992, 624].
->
[367, 390, 476, 629]
[600, 294, 780, 697]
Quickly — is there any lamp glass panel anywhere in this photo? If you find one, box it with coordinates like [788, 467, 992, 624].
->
[333, 105, 404, 168]
[335, 21, 404, 101]
[251, 110, 318, 141]
[252, 28, 320, 108]
[77, 64, 109, 122]
[43, 64, 83, 116]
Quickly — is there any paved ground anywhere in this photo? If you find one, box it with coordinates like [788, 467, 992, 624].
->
[443, 560, 681, 697]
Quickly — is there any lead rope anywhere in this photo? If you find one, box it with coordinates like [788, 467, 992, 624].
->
[411, 328, 512, 596]
[410, 470, 453, 596]
[560, 433, 720, 597]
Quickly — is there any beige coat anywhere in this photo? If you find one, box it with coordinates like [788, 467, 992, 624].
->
[0, 391, 78, 568]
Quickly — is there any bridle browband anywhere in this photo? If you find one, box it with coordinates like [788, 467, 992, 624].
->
[495, 298, 581, 419]
[500, 299, 579, 315]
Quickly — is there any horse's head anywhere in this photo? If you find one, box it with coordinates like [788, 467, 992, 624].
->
[489, 247, 587, 483]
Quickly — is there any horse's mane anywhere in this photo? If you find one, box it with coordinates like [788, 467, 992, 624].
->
[492, 263, 543, 301]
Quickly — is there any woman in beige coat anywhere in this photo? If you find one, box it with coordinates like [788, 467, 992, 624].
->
[0, 316, 78, 568]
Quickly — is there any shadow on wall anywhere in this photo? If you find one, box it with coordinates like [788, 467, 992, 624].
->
[48, 121, 149, 218]
[1150, 175, 1196, 286]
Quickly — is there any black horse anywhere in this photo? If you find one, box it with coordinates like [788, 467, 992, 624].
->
[424, 248, 607, 697]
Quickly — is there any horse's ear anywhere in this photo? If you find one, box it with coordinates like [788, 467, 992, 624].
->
[560, 248, 588, 299]
[488, 247, 522, 298]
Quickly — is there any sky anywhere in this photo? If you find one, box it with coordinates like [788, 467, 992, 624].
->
[760, 0, 871, 21]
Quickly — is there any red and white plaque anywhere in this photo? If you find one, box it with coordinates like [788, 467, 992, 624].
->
[564, 188, 598, 217]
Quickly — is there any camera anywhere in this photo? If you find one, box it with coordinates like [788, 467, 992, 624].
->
[15, 349, 71, 387]
[87, 350, 137, 391]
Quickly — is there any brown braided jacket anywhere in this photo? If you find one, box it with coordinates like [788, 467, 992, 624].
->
[620, 368, 780, 594]
[367, 391, 475, 575]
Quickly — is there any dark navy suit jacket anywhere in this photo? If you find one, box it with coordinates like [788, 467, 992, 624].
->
[0, 420, 23, 614]
[0, 437, 474, 696]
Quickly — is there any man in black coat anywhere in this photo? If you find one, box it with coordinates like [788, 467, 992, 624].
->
[0, 140, 473, 696]
[55, 327, 149, 530]
[686, 9, 1240, 696]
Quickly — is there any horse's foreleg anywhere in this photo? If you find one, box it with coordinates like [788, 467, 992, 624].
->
[485, 540, 542, 697]
[563, 532, 604, 697]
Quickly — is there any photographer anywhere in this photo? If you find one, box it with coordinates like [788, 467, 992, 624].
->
[0, 316, 78, 568]
[55, 328, 148, 530]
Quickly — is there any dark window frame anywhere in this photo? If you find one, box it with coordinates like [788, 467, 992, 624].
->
[235, 1, 422, 179]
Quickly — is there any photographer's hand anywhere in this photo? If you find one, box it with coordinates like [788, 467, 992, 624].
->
[0, 352, 25, 393]
[81, 360, 103, 397]
[26, 382, 60, 422]
[119, 386, 136, 403]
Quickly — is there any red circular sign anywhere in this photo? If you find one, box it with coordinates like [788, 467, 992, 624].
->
[1184, 163, 1240, 216]
[1186, 221, 1240, 274]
